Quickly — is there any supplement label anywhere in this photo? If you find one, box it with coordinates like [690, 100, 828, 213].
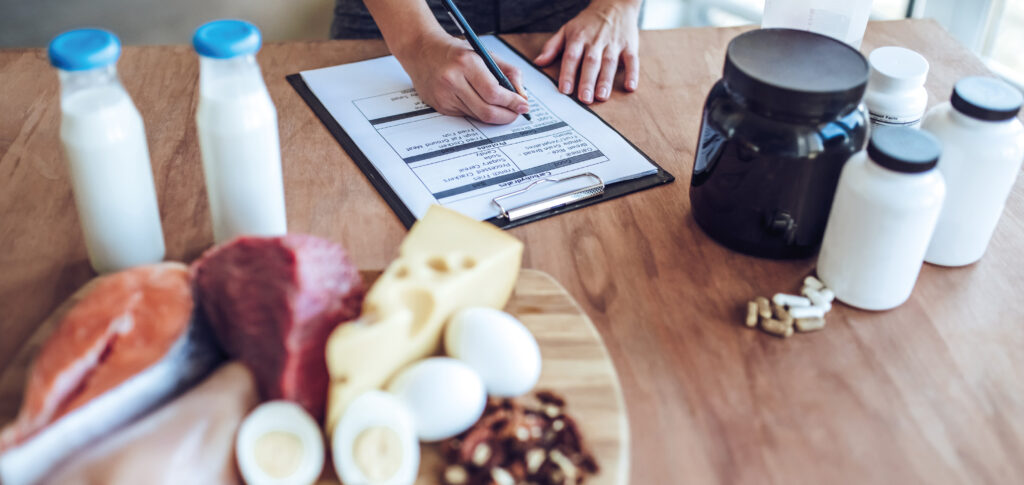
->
[869, 112, 922, 129]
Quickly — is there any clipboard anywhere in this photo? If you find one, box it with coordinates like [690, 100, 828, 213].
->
[286, 36, 674, 230]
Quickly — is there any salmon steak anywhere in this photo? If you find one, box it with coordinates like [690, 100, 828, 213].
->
[0, 262, 221, 485]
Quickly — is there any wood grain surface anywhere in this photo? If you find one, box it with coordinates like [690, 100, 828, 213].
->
[0, 269, 628, 485]
[1, 19, 1022, 484]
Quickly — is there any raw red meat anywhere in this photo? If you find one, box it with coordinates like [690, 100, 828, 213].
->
[191, 234, 364, 421]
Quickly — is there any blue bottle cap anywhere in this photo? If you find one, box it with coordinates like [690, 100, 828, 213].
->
[193, 19, 262, 59]
[48, 28, 121, 71]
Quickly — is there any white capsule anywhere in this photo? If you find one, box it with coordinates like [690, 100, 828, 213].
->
[803, 275, 825, 291]
[788, 305, 826, 319]
[802, 288, 833, 312]
[772, 293, 811, 308]
[819, 288, 835, 302]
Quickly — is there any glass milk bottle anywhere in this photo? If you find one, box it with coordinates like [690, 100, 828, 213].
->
[49, 29, 166, 273]
[193, 20, 287, 243]
[922, 77, 1024, 266]
[817, 127, 946, 310]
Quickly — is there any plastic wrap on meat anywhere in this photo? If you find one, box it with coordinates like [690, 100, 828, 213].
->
[39, 362, 258, 485]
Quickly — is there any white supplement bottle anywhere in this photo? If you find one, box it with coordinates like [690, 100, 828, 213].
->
[817, 127, 946, 311]
[922, 77, 1024, 266]
[865, 46, 929, 128]
[49, 29, 166, 274]
[193, 20, 287, 243]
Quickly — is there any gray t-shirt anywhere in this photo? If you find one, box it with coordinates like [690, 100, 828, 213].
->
[331, 0, 590, 39]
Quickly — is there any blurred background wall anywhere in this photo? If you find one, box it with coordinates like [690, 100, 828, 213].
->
[0, 0, 1019, 87]
[0, 0, 335, 47]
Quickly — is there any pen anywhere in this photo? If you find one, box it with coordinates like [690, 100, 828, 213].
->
[440, 0, 531, 121]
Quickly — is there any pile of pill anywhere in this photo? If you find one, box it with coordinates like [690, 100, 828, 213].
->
[744, 275, 835, 338]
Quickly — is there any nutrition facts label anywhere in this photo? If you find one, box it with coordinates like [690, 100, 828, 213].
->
[300, 36, 657, 221]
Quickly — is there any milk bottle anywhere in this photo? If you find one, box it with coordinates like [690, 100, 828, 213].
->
[193, 20, 287, 243]
[49, 29, 166, 273]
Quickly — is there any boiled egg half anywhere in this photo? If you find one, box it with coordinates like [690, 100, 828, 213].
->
[333, 390, 420, 485]
[236, 401, 325, 485]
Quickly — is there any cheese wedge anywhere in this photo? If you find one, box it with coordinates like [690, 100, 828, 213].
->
[324, 206, 523, 433]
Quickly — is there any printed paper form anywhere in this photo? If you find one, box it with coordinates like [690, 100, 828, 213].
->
[299, 35, 658, 221]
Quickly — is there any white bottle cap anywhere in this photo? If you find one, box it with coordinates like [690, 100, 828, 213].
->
[869, 46, 929, 92]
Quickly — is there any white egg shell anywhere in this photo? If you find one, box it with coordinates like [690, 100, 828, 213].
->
[333, 391, 420, 485]
[386, 357, 486, 442]
[445, 307, 541, 397]
[235, 401, 325, 485]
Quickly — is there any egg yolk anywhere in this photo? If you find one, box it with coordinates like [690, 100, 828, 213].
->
[353, 426, 403, 481]
[254, 430, 304, 478]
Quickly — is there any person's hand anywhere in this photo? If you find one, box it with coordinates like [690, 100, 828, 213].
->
[396, 31, 529, 125]
[533, 0, 641, 104]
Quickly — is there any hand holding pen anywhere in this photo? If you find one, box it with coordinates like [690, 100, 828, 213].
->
[374, 0, 530, 125]
[395, 31, 531, 125]
[441, 0, 530, 121]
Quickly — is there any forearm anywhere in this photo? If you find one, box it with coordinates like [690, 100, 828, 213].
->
[359, 0, 529, 124]
[588, 0, 642, 12]
[362, 0, 446, 59]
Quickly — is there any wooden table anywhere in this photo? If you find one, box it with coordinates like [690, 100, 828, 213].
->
[2, 19, 1022, 484]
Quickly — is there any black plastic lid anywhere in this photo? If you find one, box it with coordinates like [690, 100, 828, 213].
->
[867, 126, 941, 173]
[723, 29, 869, 120]
[950, 76, 1023, 121]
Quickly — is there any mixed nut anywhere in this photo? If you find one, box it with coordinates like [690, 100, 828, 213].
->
[439, 390, 598, 485]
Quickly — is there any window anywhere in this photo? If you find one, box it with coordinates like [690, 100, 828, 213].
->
[641, 0, 1024, 89]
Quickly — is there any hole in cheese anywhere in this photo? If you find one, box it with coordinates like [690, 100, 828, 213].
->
[426, 257, 449, 273]
[462, 257, 476, 269]
[395, 266, 409, 278]
[403, 288, 437, 336]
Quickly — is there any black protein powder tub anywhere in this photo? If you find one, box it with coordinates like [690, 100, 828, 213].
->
[689, 28, 869, 259]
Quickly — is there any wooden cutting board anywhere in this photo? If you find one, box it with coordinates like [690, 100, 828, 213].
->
[0, 269, 628, 484]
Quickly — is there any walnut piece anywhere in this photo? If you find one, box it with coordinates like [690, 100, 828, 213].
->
[439, 390, 599, 485]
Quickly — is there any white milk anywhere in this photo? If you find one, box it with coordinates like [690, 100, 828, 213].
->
[60, 79, 166, 273]
[195, 56, 287, 243]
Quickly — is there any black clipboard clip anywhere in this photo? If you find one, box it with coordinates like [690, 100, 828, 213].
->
[492, 173, 605, 223]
